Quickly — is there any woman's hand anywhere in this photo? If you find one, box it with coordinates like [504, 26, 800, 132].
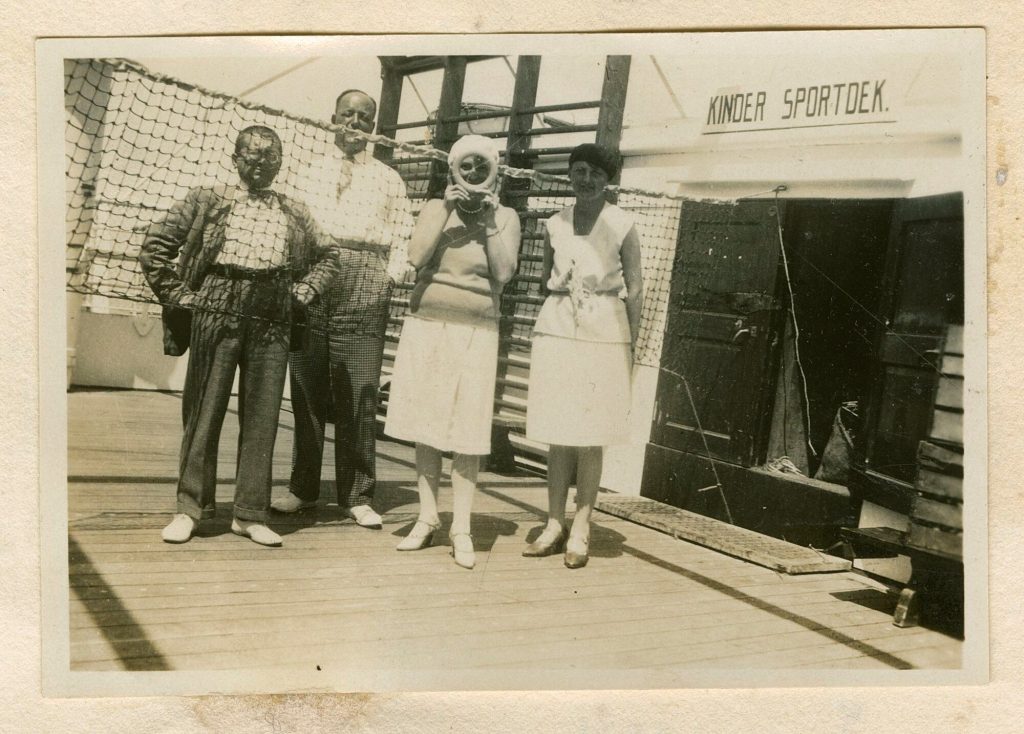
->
[480, 191, 501, 226]
[443, 183, 472, 211]
[445, 184, 499, 217]
[408, 198, 452, 268]
[620, 226, 645, 357]
[480, 190, 500, 212]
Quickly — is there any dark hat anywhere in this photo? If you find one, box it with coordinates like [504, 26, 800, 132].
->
[568, 143, 620, 180]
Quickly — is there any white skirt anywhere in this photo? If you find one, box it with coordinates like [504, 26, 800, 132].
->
[526, 334, 632, 447]
[384, 316, 499, 455]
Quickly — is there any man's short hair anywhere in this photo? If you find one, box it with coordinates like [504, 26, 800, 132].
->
[334, 89, 378, 116]
[235, 125, 282, 154]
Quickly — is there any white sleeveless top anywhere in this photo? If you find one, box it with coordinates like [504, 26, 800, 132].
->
[532, 203, 633, 344]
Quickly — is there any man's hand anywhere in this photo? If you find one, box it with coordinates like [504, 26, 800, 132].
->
[291, 282, 317, 307]
[176, 290, 198, 309]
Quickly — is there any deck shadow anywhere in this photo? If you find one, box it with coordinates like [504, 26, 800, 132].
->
[519, 522, 628, 560]
[184, 504, 354, 539]
[389, 512, 520, 552]
[68, 535, 169, 671]
[269, 480, 420, 517]
[830, 587, 896, 614]
[479, 486, 628, 560]
[624, 545, 916, 669]
[831, 586, 964, 640]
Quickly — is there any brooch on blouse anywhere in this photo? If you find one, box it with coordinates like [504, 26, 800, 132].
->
[565, 259, 597, 328]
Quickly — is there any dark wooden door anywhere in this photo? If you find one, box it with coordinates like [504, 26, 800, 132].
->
[650, 200, 785, 467]
[852, 192, 964, 511]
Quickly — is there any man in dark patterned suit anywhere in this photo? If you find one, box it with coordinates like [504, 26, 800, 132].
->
[140, 125, 338, 547]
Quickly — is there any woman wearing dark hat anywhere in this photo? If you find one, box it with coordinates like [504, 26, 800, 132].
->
[524, 143, 644, 568]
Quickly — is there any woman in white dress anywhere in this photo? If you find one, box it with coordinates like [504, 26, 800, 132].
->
[524, 144, 644, 568]
[384, 135, 520, 569]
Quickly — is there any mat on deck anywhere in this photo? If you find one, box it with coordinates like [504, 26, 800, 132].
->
[596, 495, 851, 575]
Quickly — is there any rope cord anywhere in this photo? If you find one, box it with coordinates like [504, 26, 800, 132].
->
[773, 188, 819, 460]
[658, 366, 735, 526]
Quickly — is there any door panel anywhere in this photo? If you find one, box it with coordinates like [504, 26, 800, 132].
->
[853, 192, 964, 508]
[651, 200, 784, 467]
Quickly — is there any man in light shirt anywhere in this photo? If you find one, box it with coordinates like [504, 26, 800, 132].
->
[140, 125, 338, 547]
[272, 90, 414, 528]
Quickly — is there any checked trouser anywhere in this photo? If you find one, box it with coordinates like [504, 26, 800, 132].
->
[287, 249, 393, 508]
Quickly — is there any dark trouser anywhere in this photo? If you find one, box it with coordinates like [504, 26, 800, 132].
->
[288, 250, 392, 508]
[177, 273, 290, 523]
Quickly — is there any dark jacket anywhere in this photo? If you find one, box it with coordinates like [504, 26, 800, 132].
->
[139, 185, 339, 356]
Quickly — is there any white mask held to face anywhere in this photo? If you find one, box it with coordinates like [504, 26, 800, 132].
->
[447, 134, 501, 194]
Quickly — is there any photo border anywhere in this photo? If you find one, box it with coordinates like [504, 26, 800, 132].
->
[38, 29, 989, 698]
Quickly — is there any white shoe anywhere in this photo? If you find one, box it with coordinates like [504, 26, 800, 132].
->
[161, 514, 197, 544]
[396, 520, 440, 551]
[231, 519, 283, 547]
[345, 504, 382, 529]
[449, 532, 476, 570]
[270, 492, 317, 513]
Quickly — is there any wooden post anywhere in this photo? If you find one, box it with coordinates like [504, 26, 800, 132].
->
[505, 57, 541, 169]
[501, 55, 540, 210]
[596, 55, 632, 186]
[427, 57, 467, 199]
[374, 58, 404, 165]
[486, 56, 542, 473]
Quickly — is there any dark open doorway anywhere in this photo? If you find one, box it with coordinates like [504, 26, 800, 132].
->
[772, 199, 895, 477]
[641, 193, 964, 548]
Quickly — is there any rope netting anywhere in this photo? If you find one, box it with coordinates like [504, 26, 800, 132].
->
[64, 58, 686, 368]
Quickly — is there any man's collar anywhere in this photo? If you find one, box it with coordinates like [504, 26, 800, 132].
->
[234, 183, 277, 202]
[335, 146, 371, 164]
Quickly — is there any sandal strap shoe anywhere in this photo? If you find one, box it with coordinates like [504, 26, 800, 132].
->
[396, 520, 440, 551]
[522, 526, 568, 557]
[449, 532, 476, 570]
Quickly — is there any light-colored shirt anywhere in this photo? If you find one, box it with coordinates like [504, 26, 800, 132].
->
[408, 208, 503, 330]
[215, 189, 289, 269]
[533, 203, 634, 343]
[297, 147, 414, 282]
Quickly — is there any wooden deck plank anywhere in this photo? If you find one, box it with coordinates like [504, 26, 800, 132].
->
[597, 495, 851, 574]
[67, 565, 920, 663]
[68, 585, 756, 631]
[67, 567, 876, 608]
[66, 562, 877, 605]
[69, 588, 874, 634]
[71, 606, 919, 672]
[65, 389, 963, 675]
[522, 621, 922, 672]
[68, 574, 872, 628]
[64, 548, 913, 663]
[475, 607, 956, 670]
[70, 582, 901, 646]
[65, 542, 835, 579]
[678, 626, 961, 670]
[74, 609, 932, 672]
